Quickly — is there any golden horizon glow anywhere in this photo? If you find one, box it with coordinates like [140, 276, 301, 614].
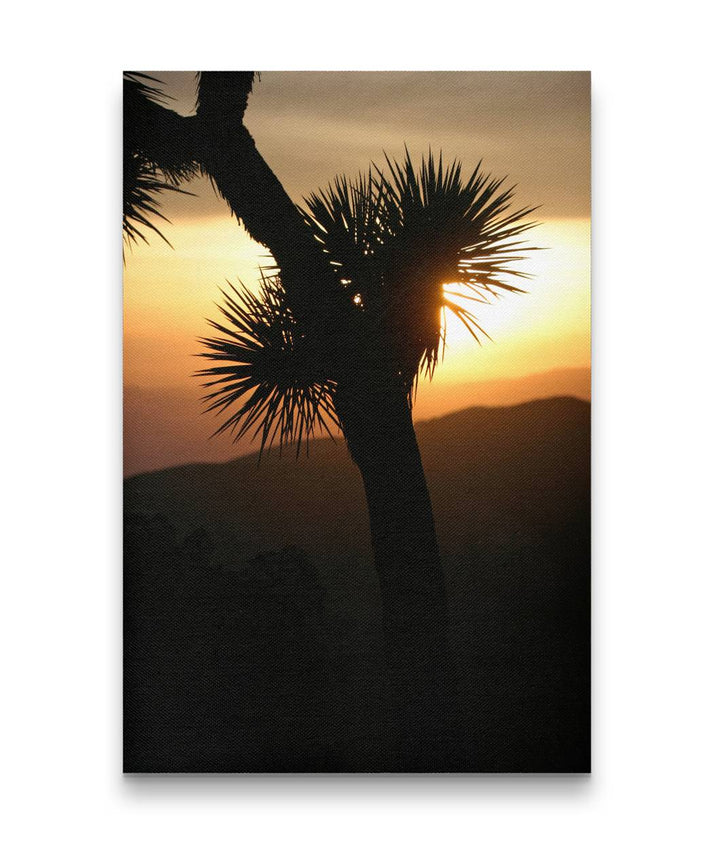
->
[124, 214, 589, 391]
[124, 72, 589, 475]
[123, 211, 589, 476]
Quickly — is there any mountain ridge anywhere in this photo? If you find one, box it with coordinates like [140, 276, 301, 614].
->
[125, 396, 590, 595]
[126, 392, 590, 481]
[124, 366, 590, 476]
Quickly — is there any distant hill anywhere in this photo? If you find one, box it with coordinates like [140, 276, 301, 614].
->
[412, 365, 591, 420]
[124, 366, 590, 476]
[124, 397, 590, 772]
[126, 396, 589, 581]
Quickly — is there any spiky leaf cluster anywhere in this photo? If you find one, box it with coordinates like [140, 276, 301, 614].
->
[303, 149, 539, 383]
[303, 171, 392, 308]
[123, 72, 197, 251]
[199, 149, 538, 453]
[123, 154, 190, 250]
[196, 276, 340, 456]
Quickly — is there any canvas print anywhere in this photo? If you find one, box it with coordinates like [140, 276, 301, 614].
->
[123, 71, 590, 772]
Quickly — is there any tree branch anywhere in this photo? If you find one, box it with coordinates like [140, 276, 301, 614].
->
[126, 72, 356, 362]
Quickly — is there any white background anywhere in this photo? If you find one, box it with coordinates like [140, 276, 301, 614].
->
[2, 2, 718, 853]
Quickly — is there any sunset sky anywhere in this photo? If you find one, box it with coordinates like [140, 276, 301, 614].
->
[125, 71, 590, 475]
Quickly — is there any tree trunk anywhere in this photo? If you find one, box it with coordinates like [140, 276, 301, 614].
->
[334, 368, 463, 770]
[196, 98, 464, 768]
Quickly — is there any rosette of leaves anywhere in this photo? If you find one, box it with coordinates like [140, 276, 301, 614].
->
[196, 275, 340, 456]
[304, 149, 539, 388]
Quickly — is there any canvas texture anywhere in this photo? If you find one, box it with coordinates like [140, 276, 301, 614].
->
[123, 71, 591, 773]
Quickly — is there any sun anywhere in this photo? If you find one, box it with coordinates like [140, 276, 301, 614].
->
[442, 283, 530, 348]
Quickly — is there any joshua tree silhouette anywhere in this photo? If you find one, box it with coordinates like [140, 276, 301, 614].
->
[124, 71, 538, 768]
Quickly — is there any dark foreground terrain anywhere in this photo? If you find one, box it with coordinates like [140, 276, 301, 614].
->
[124, 397, 590, 772]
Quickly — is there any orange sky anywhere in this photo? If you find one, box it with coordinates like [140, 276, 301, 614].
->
[124, 72, 590, 475]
